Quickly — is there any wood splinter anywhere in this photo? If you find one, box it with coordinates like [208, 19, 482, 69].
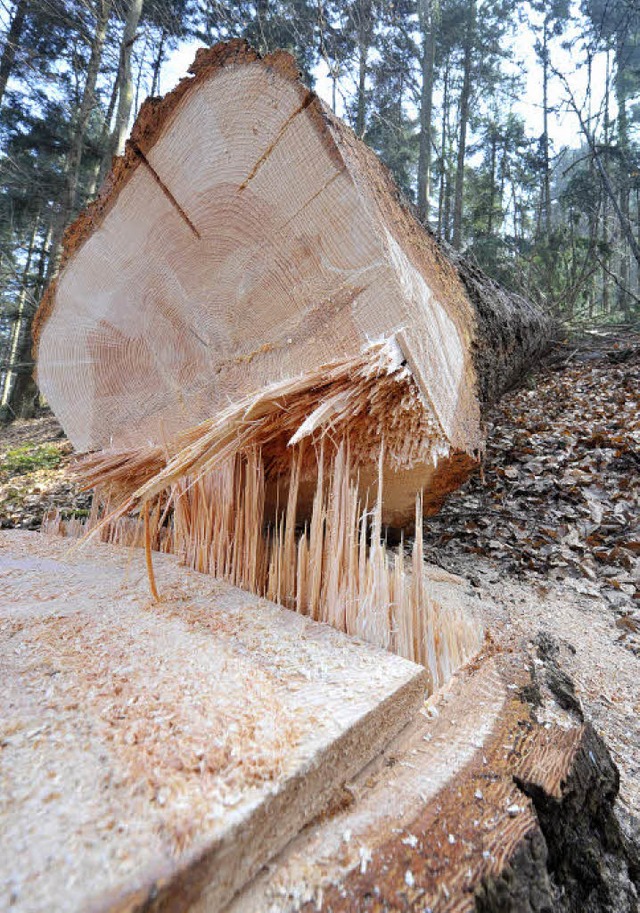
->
[143, 500, 161, 602]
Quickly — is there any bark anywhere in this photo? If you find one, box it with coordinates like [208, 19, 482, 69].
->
[354, 0, 372, 138]
[100, 0, 144, 180]
[1, 216, 38, 418]
[239, 644, 638, 912]
[86, 67, 120, 199]
[602, 50, 611, 317]
[487, 127, 497, 236]
[452, 0, 475, 250]
[150, 28, 166, 96]
[0, 0, 27, 108]
[446, 246, 552, 408]
[416, 0, 435, 224]
[541, 17, 552, 239]
[615, 30, 631, 320]
[554, 63, 640, 273]
[437, 56, 450, 238]
[65, 0, 112, 215]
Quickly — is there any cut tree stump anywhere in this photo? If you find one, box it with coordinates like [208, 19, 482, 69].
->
[2, 531, 636, 913]
[34, 40, 550, 527]
[0, 531, 427, 913]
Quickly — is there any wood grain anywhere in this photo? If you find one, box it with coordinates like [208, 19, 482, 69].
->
[0, 530, 428, 913]
[34, 41, 482, 525]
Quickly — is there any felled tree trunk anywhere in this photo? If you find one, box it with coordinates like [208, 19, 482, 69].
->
[34, 40, 550, 529]
[32, 39, 552, 670]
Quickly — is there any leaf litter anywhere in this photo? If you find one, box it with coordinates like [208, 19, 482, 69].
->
[424, 334, 639, 646]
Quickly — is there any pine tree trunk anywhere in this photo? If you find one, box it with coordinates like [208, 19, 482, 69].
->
[87, 68, 121, 199]
[602, 50, 611, 317]
[355, 0, 371, 138]
[487, 129, 497, 236]
[46, 0, 112, 281]
[416, 0, 435, 224]
[0, 0, 27, 108]
[150, 28, 166, 96]
[1, 217, 38, 419]
[616, 30, 631, 320]
[541, 18, 552, 239]
[103, 0, 144, 173]
[437, 58, 449, 238]
[65, 0, 112, 214]
[34, 42, 550, 525]
[451, 3, 474, 251]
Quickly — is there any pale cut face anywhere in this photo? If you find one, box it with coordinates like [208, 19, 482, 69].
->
[36, 46, 482, 527]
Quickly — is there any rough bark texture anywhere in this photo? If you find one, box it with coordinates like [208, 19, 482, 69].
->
[416, 0, 435, 223]
[226, 642, 638, 913]
[447, 248, 553, 408]
[0, 0, 26, 107]
[514, 724, 639, 913]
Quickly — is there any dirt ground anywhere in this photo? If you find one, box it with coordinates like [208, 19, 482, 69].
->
[0, 413, 91, 529]
[1, 332, 638, 847]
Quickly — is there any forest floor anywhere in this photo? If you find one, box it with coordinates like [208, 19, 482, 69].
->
[424, 332, 639, 612]
[1, 330, 639, 842]
[421, 329, 640, 849]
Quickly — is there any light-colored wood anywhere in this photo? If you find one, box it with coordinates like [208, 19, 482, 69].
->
[225, 655, 623, 913]
[0, 530, 428, 913]
[34, 41, 482, 524]
[52, 416, 483, 677]
[226, 655, 512, 913]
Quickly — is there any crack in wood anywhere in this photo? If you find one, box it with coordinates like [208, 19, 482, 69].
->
[273, 167, 346, 236]
[131, 143, 201, 240]
[238, 94, 315, 192]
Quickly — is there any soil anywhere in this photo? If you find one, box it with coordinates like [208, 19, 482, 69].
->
[420, 331, 640, 896]
[0, 412, 91, 529]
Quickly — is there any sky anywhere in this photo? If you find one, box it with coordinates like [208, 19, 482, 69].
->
[160, 14, 611, 156]
[0, 1, 614, 158]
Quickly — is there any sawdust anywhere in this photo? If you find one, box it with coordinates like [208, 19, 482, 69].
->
[1, 530, 426, 913]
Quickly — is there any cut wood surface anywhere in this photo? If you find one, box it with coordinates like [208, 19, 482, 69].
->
[227, 654, 636, 913]
[0, 530, 427, 913]
[34, 40, 549, 526]
[2, 532, 636, 912]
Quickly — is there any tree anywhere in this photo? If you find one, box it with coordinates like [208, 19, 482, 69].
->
[417, 0, 438, 223]
[529, 0, 570, 241]
[451, 0, 475, 249]
[366, 0, 417, 195]
[0, 0, 28, 109]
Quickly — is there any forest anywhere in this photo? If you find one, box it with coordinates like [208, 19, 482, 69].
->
[0, 0, 639, 421]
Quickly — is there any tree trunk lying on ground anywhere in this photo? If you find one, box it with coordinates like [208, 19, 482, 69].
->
[34, 40, 550, 519]
[34, 40, 550, 667]
[25, 47, 639, 912]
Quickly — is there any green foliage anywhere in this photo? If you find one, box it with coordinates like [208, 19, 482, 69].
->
[3, 444, 62, 475]
[366, 6, 418, 196]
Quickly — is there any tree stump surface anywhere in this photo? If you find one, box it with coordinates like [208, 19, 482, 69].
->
[2, 530, 636, 912]
[229, 653, 638, 913]
[0, 530, 426, 913]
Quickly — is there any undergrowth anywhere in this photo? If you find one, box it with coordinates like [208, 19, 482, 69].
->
[3, 443, 62, 475]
